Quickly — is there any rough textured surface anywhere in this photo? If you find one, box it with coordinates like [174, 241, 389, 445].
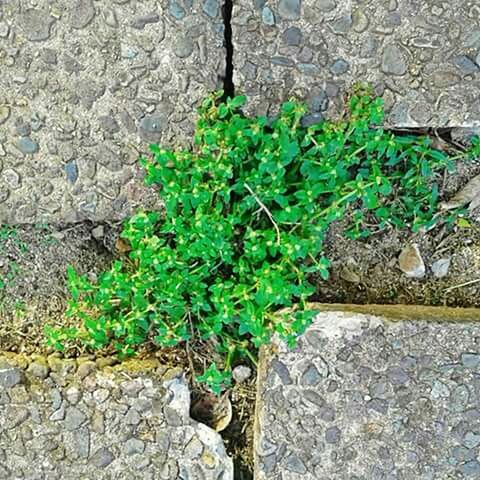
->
[0, 0, 225, 223]
[256, 311, 480, 479]
[233, 0, 480, 127]
[0, 355, 233, 479]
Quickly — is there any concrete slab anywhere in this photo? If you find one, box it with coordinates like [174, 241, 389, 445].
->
[255, 308, 480, 479]
[0, 355, 233, 479]
[0, 1, 225, 223]
[233, 0, 480, 127]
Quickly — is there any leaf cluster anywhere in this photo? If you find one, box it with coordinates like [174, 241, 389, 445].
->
[45, 85, 479, 393]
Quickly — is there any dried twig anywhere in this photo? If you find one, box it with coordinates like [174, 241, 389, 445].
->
[244, 183, 281, 245]
[444, 278, 480, 293]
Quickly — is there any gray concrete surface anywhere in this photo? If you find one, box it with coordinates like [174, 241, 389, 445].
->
[233, 0, 480, 127]
[0, 0, 225, 223]
[0, 355, 233, 479]
[255, 310, 480, 479]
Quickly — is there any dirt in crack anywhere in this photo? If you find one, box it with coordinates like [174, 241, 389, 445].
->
[222, 0, 234, 98]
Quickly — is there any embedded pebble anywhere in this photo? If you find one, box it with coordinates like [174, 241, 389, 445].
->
[278, 0, 301, 20]
[16, 137, 39, 155]
[262, 7, 275, 25]
[232, 365, 252, 383]
[431, 258, 450, 278]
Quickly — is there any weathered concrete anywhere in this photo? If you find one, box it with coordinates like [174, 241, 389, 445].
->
[0, 1, 225, 223]
[233, 0, 480, 127]
[256, 309, 480, 479]
[0, 355, 233, 479]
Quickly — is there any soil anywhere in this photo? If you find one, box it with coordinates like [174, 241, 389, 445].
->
[0, 155, 479, 478]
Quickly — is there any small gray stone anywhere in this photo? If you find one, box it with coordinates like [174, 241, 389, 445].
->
[65, 386, 82, 405]
[463, 431, 480, 449]
[453, 55, 479, 75]
[325, 426, 341, 444]
[169, 0, 186, 19]
[0, 22, 9, 38]
[64, 161, 78, 184]
[91, 226, 105, 240]
[367, 398, 389, 414]
[74, 428, 91, 458]
[303, 390, 325, 408]
[272, 360, 292, 385]
[125, 408, 141, 425]
[301, 364, 322, 386]
[262, 7, 275, 25]
[297, 63, 320, 76]
[124, 438, 145, 455]
[27, 362, 49, 379]
[91, 411, 105, 434]
[0, 367, 24, 388]
[430, 380, 450, 399]
[120, 378, 144, 397]
[51, 389, 63, 410]
[64, 407, 87, 431]
[164, 406, 183, 426]
[93, 388, 110, 403]
[285, 453, 307, 474]
[330, 14, 352, 34]
[452, 446, 476, 462]
[103, 8, 118, 28]
[432, 258, 450, 278]
[272, 57, 294, 67]
[388, 366, 410, 385]
[203, 0, 219, 18]
[450, 384, 470, 412]
[131, 13, 160, 29]
[15, 121, 31, 137]
[317, 0, 336, 11]
[382, 44, 407, 76]
[70, 0, 96, 29]
[120, 45, 139, 60]
[19, 9, 56, 41]
[232, 365, 252, 384]
[330, 59, 349, 75]
[461, 353, 480, 368]
[17, 137, 39, 155]
[283, 27, 302, 46]
[98, 116, 120, 134]
[50, 405, 66, 421]
[90, 447, 114, 468]
[174, 36, 194, 58]
[0, 106, 10, 125]
[6, 407, 30, 428]
[462, 460, 480, 477]
[301, 113, 324, 128]
[77, 361, 96, 379]
[184, 436, 204, 459]
[319, 405, 336, 422]
[278, 0, 301, 21]
[139, 116, 165, 142]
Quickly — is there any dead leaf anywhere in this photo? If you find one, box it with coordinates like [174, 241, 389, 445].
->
[191, 391, 232, 432]
[115, 238, 131, 253]
[440, 174, 480, 210]
[430, 135, 450, 152]
[212, 392, 232, 432]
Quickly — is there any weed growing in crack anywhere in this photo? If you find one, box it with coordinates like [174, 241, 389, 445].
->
[45, 85, 480, 394]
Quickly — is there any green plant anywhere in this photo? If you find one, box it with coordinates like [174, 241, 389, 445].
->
[45, 85, 480, 393]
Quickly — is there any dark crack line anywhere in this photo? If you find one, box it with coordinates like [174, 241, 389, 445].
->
[222, 0, 235, 98]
